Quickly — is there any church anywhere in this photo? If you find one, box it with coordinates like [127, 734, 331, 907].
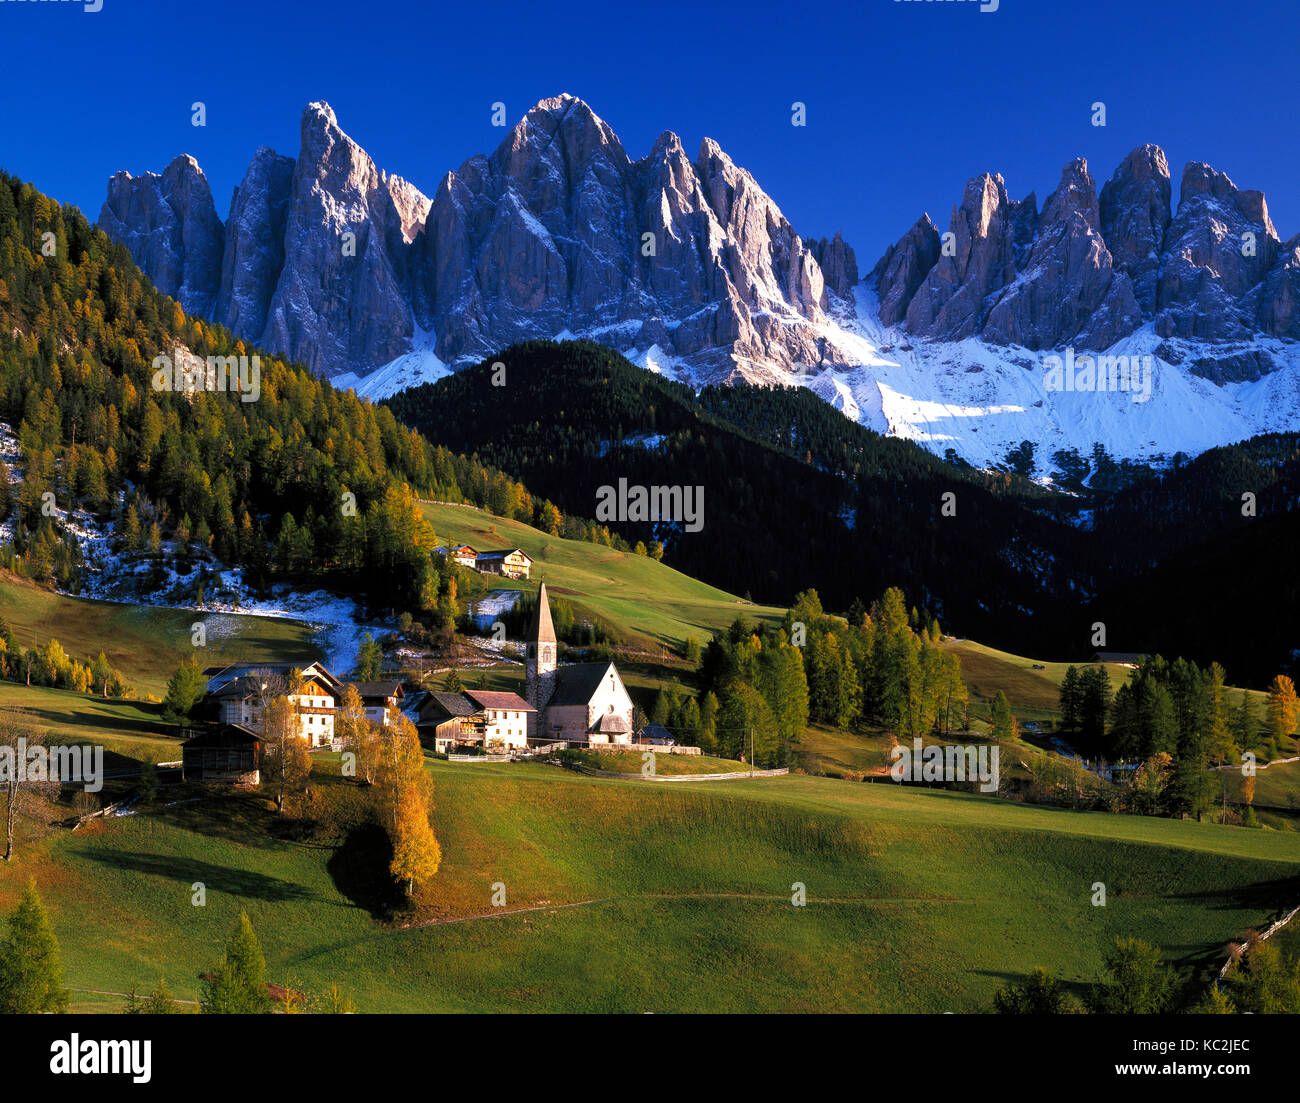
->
[524, 583, 636, 745]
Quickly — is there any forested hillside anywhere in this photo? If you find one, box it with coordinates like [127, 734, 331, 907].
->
[385, 340, 1089, 656]
[0, 172, 571, 614]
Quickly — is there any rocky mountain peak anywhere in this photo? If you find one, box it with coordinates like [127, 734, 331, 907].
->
[1099, 144, 1171, 315]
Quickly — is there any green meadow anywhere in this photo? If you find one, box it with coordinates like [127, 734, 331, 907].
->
[421, 501, 784, 651]
[2, 748, 1296, 1013]
[0, 571, 321, 699]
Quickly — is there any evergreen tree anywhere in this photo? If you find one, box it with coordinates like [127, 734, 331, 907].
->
[0, 879, 67, 1013]
[200, 911, 270, 1014]
[990, 690, 1016, 742]
[162, 654, 207, 722]
[355, 633, 383, 681]
[1059, 666, 1082, 732]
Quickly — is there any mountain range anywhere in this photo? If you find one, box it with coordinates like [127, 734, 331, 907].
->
[97, 96, 1300, 470]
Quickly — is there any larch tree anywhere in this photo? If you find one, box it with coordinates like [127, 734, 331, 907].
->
[260, 696, 311, 815]
[336, 684, 380, 785]
[1266, 675, 1299, 756]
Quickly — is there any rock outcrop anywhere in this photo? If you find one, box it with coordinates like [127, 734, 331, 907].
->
[98, 113, 1297, 391]
[215, 147, 294, 342]
[902, 174, 1034, 341]
[870, 215, 940, 325]
[99, 155, 225, 318]
[100, 95, 841, 382]
[1155, 161, 1279, 341]
[982, 158, 1142, 350]
[1099, 144, 1171, 316]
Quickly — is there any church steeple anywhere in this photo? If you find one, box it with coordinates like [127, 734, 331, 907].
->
[524, 582, 557, 736]
[527, 582, 557, 649]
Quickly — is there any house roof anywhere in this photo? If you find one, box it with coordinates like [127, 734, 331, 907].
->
[205, 661, 341, 695]
[351, 680, 403, 700]
[528, 582, 557, 645]
[465, 689, 535, 713]
[181, 723, 261, 749]
[548, 662, 617, 707]
[421, 692, 478, 721]
[477, 548, 531, 563]
[637, 722, 675, 745]
[594, 712, 631, 734]
[212, 675, 266, 700]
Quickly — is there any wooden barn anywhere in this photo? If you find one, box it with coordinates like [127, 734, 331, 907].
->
[181, 724, 262, 786]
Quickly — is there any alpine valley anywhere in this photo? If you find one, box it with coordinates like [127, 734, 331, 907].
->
[96, 96, 1300, 473]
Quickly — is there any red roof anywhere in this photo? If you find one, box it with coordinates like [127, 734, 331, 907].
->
[465, 689, 535, 712]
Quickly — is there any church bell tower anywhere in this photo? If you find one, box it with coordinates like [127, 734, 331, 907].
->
[524, 582, 557, 738]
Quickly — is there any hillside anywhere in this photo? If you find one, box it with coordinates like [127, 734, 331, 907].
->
[3, 755, 1297, 1013]
[0, 570, 322, 698]
[391, 340, 1088, 659]
[422, 501, 783, 651]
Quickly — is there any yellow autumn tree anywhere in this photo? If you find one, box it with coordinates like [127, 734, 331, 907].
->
[1266, 675, 1299, 752]
[375, 717, 440, 899]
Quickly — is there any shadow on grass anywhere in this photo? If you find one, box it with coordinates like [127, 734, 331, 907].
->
[326, 824, 405, 920]
[147, 789, 288, 850]
[80, 851, 320, 903]
[24, 696, 175, 739]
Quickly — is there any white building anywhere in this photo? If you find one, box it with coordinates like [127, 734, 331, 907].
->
[524, 583, 635, 744]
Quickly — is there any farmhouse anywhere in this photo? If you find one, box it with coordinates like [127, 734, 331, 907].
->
[434, 544, 479, 569]
[475, 548, 532, 580]
[524, 583, 635, 745]
[352, 680, 404, 726]
[211, 669, 337, 747]
[181, 724, 262, 786]
[415, 689, 535, 753]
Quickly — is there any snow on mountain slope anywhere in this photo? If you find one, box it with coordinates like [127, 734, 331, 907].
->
[334, 322, 451, 399]
[341, 286, 1300, 473]
[789, 288, 1300, 471]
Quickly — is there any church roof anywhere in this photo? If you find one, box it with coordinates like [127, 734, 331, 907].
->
[548, 662, 616, 707]
[528, 582, 557, 645]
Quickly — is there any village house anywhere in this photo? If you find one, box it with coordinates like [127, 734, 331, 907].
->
[475, 548, 532, 580]
[434, 544, 479, 569]
[525, 583, 635, 745]
[351, 680, 404, 726]
[211, 669, 337, 748]
[415, 689, 534, 753]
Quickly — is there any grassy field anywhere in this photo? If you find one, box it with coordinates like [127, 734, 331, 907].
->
[421, 501, 784, 652]
[945, 638, 1272, 725]
[0, 571, 322, 698]
[3, 740, 1298, 1014]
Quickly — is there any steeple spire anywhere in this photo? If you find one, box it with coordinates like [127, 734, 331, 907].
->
[528, 582, 557, 646]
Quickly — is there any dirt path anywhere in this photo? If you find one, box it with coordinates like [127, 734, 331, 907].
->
[395, 890, 965, 931]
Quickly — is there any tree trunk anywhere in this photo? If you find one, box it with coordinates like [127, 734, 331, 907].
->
[4, 779, 15, 861]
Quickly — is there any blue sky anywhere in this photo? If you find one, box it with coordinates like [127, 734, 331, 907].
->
[1, 0, 1296, 264]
